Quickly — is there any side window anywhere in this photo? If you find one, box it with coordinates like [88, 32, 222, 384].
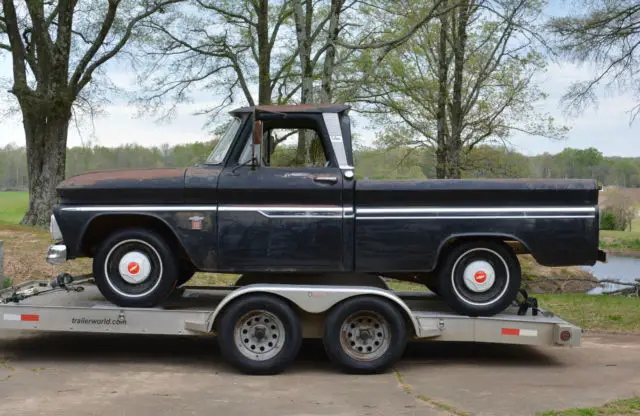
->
[263, 129, 328, 168]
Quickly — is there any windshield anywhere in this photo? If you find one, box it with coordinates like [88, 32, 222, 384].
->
[205, 117, 242, 164]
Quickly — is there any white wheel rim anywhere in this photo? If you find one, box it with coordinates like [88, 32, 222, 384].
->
[118, 251, 152, 284]
[104, 239, 164, 299]
[451, 248, 510, 307]
[462, 260, 495, 293]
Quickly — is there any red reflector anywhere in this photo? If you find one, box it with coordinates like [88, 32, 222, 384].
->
[21, 314, 39, 322]
[501, 328, 519, 336]
[560, 330, 571, 341]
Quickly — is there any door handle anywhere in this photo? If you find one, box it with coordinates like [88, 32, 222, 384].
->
[313, 175, 339, 184]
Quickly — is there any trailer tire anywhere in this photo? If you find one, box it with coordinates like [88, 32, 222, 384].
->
[438, 240, 521, 317]
[323, 296, 407, 374]
[93, 228, 179, 308]
[217, 294, 302, 375]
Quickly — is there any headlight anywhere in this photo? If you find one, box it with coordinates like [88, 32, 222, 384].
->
[50, 214, 63, 241]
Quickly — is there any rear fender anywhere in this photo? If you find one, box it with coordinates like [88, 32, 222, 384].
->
[434, 233, 530, 269]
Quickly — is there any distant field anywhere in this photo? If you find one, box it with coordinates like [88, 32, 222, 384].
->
[599, 218, 640, 253]
[0, 191, 28, 224]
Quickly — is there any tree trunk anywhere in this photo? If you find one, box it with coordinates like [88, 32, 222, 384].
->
[20, 107, 71, 227]
[257, 0, 272, 105]
[294, 0, 315, 164]
[320, 0, 342, 103]
[435, 0, 449, 179]
[447, 0, 470, 179]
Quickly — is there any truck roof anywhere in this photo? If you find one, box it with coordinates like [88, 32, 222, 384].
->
[231, 104, 350, 115]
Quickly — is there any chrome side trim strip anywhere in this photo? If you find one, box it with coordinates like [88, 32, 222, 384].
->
[61, 206, 218, 212]
[357, 215, 596, 220]
[219, 205, 343, 219]
[357, 207, 597, 214]
[218, 206, 342, 212]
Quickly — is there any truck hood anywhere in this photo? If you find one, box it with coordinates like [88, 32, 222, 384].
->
[57, 168, 187, 205]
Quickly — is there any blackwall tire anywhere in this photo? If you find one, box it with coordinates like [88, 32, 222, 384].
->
[438, 240, 521, 317]
[93, 228, 179, 308]
[422, 274, 440, 295]
[177, 262, 196, 286]
[323, 296, 407, 374]
[217, 294, 302, 375]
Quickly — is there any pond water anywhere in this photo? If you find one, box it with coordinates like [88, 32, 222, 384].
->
[582, 255, 640, 294]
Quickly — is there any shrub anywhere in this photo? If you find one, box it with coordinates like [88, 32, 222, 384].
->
[600, 209, 617, 230]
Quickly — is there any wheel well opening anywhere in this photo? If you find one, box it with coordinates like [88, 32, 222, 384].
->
[437, 236, 529, 266]
[80, 214, 190, 263]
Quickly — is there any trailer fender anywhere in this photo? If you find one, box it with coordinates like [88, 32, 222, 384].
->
[204, 284, 422, 337]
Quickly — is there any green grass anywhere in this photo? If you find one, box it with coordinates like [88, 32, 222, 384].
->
[538, 397, 640, 415]
[0, 192, 28, 225]
[536, 293, 640, 333]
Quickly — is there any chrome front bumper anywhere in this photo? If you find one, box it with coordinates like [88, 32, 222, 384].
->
[46, 244, 67, 265]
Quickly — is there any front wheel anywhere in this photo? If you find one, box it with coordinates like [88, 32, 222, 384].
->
[438, 240, 521, 317]
[93, 228, 179, 307]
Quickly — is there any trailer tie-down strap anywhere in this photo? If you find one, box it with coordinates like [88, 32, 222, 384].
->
[1, 273, 92, 304]
[516, 289, 539, 316]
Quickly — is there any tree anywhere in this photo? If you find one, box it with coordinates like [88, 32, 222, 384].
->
[601, 187, 636, 231]
[135, 0, 298, 122]
[357, 0, 566, 178]
[548, 1, 640, 121]
[0, 0, 181, 226]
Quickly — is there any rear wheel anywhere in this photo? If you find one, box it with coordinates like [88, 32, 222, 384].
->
[323, 296, 407, 374]
[217, 294, 302, 375]
[438, 240, 521, 317]
[93, 228, 178, 307]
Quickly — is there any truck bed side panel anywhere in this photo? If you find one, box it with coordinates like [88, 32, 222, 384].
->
[354, 179, 600, 271]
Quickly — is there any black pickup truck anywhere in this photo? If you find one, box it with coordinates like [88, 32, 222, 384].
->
[47, 104, 605, 316]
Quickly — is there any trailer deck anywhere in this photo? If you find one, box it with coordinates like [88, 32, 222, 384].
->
[0, 280, 581, 349]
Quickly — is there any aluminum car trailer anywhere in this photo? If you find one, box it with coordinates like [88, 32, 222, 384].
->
[0, 273, 581, 374]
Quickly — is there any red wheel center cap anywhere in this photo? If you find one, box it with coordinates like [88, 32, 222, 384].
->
[127, 262, 140, 275]
[474, 271, 487, 284]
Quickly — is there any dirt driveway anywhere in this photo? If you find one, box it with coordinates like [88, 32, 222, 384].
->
[0, 331, 639, 416]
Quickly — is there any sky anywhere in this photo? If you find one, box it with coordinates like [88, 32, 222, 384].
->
[0, 1, 638, 157]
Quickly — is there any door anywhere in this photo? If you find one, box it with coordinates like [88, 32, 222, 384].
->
[217, 127, 345, 272]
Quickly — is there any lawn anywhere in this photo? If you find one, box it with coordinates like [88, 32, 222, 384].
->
[536, 293, 640, 333]
[538, 397, 640, 416]
[0, 191, 28, 224]
[598, 217, 640, 254]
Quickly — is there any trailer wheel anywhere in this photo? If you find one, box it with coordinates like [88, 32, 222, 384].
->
[323, 296, 407, 374]
[217, 294, 302, 375]
[438, 240, 521, 317]
[93, 228, 178, 307]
